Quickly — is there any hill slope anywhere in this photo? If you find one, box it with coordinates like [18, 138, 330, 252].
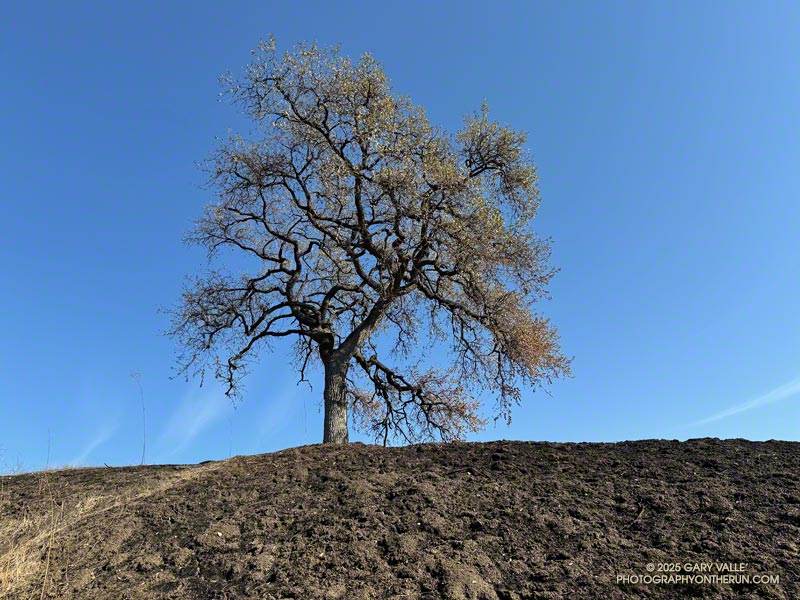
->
[1, 439, 798, 599]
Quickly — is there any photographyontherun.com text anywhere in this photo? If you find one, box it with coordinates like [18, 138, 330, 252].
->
[617, 563, 779, 586]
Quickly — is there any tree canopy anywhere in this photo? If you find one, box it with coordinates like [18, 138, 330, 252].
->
[169, 38, 571, 444]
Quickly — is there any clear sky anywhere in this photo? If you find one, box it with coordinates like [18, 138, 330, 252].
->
[2, 1, 799, 472]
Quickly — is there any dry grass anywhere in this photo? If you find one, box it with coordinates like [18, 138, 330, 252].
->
[0, 474, 51, 597]
[0, 461, 225, 598]
[0, 469, 73, 598]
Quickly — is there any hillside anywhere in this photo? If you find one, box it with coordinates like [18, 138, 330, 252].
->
[1, 439, 798, 599]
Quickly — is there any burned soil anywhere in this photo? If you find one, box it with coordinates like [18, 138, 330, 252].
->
[1, 438, 798, 599]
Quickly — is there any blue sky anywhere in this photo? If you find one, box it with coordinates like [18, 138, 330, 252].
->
[2, 1, 799, 472]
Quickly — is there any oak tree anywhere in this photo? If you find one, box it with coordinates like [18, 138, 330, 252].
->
[169, 39, 571, 444]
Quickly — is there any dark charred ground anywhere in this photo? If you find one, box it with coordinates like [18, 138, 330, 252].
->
[1, 439, 798, 599]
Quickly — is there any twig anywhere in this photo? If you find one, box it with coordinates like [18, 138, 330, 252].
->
[444, 467, 475, 477]
[130, 371, 146, 465]
[627, 505, 646, 528]
[39, 474, 57, 599]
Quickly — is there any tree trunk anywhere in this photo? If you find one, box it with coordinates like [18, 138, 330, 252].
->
[323, 357, 349, 444]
